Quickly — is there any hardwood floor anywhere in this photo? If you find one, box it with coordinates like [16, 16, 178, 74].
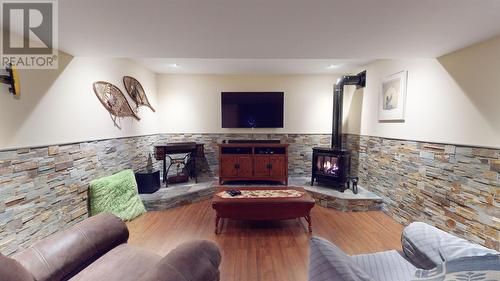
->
[127, 199, 404, 281]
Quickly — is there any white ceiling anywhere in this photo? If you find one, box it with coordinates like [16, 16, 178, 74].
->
[134, 58, 373, 74]
[59, 0, 500, 74]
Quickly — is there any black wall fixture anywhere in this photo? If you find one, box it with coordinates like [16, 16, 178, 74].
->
[0, 64, 20, 96]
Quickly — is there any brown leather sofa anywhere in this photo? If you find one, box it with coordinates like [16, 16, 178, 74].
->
[0, 213, 221, 281]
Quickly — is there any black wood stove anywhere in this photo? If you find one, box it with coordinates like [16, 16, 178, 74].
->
[311, 71, 366, 192]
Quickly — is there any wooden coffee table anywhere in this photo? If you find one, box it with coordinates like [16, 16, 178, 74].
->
[211, 187, 315, 234]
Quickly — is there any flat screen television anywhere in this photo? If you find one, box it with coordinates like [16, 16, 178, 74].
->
[221, 92, 284, 128]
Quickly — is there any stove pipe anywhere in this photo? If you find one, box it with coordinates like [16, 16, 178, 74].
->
[332, 70, 366, 149]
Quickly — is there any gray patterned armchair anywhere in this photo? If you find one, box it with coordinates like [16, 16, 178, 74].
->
[309, 222, 498, 281]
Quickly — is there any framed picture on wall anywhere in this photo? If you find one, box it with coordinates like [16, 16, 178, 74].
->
[378, 70, 408, 121]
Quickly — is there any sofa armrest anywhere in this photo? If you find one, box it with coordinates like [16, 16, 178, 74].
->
[141, 240, 221, 281]
[402, 222, 497, 269]
[13, 213, 128, 281]
[0, 254, 35, 281]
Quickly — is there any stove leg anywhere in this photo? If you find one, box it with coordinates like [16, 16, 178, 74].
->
[310, 177, 314, 186]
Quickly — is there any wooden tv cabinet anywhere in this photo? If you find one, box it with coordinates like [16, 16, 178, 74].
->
[218, 143, 289, 185]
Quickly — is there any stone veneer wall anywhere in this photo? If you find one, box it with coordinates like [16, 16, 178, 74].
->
[0, 133, 330, 255]
[345, 134, 499, 250]
[1, 132, 498, 255]
[0, 134, 162, 255]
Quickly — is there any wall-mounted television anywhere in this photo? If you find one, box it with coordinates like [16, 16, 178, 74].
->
[221, 92, 284, 128]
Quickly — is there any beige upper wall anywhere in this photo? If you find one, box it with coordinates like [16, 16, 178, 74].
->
[344, 36, 500, 148]
[1, 32, 498, 149]
[0, 55, 159, 150]
[157, 74, 342, 134]
[156, 33, 500, 148]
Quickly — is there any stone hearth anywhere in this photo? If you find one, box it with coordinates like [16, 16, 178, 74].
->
[140, 176, 383, 212]
[140, 178, 217, 211]
[289, 177, 384, 211]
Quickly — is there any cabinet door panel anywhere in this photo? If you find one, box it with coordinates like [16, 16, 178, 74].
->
[254, 156, 270, 177]
[220, 156, 238, 177]
[269, 156, 285, 177]
[238, 156, 253, 177]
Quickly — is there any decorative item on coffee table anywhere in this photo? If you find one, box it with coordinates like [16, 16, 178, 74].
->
[216, 189, 304, 199]
[134, 154, 161, 194]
